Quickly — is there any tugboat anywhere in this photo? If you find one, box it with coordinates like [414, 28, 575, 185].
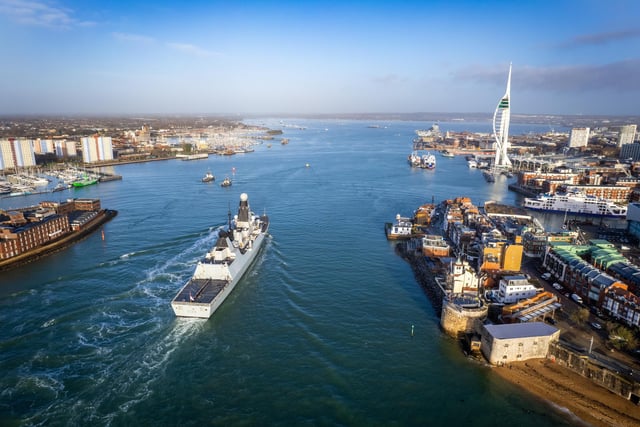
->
[171, 193, 270, 318]
[220, 176, 232, 187]
[202, 170, 215, 182]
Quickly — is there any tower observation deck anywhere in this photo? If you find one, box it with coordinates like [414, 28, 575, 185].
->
[493, 63, 512, 169]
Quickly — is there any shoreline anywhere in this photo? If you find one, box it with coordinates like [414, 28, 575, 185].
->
[492, 358, 640, 427]
[0, 209, 118, 272]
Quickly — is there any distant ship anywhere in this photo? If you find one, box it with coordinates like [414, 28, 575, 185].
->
[202, 170, 215, 182]
[407, 151, 436, 169]
[523, 191, 628, 218]
[415, 124, 441, 139]
[171, 193, 270, 319]
[423, 153, 436, 169]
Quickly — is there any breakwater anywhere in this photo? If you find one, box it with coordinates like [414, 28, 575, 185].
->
[395, 240, 447, 314]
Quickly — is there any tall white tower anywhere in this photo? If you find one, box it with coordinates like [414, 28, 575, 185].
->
[493, 63, 512, 169]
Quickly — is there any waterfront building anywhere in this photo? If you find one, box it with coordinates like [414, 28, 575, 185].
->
[0, 138, 37, 171]
[568, 127, 590, 148]
[496, 275, 538, 304]
[448, 257, 480, 294]
[618, 124, 637, 147]
[81, 135, 114, 163]
[517, 171, 580, 194]
[0, 199, 104, 261]
[561, 184, 632, 203]
[492, 63, 512, 169]
[33, 139, 55, 154]
[421, 234, 451, 257]
[0, 208, 70, 259]
[54, 140, 78, 158]
[480, 322, 560, 365]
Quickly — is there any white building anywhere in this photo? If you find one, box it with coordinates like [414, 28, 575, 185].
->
[34, 139, 55, 154]
[54, 140, 78, 158]
[81, 135, 113, 163]
[568, 127, 590, 148]
[618, 124, 637, 147]
[481, 322, 560, 365]
[497, 275, 539, 304]
[0, 138, 36, 171]
[449, 258, 480, 295]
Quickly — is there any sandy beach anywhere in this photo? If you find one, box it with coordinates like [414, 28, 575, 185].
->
[493, 358, 640, 427]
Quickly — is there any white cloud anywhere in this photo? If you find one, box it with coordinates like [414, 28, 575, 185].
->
[112, 32, 155, 44]
[0, 0, 94, 29]
[166, 42, 218, 58]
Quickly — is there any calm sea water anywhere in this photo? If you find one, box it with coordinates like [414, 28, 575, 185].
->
[0, 119, 580, 426]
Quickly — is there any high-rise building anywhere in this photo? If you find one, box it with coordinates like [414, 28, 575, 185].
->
[34, 139, 55, 154]
[54, 140, 78, 158]
[81, 135, 113, 163]
[493, 63, 512, 168]
[568, 127, 590, 148]
[0, 138, 36, 171]
[618, 124, 637, 147]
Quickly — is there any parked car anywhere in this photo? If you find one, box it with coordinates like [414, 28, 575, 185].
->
[552, 282, 563, 290]
[590, 322, 602, 330]
[541, 272, 552, 280]
[571, 293, 583, 304]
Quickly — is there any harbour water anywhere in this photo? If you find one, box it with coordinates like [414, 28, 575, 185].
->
[1, 119, 581, 425]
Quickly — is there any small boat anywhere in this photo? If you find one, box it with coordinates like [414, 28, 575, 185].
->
[220, 176, 232, 187]
[72, 177, 98, 187]
[441, 150, 455, 158]
[483, 170, 496, 182]
[202, 171, 215, 182]
[52, 182, 69, 192]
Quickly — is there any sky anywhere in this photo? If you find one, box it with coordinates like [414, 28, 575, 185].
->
[0, 0, 639, 116]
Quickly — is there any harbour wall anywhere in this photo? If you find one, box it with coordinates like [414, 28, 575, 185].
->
[0, 209, 118, 272]
[396, 241, 447, 314]
[549, 342, 640, 404]
[440, 299, 488, 338]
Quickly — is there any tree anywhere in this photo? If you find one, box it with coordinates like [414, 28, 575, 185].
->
[607, 325, 639, 351]
[570, 308, 589, 324]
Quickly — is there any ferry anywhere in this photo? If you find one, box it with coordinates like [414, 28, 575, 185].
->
[171, 193, 269, 319]
[523, 191, 628, 218]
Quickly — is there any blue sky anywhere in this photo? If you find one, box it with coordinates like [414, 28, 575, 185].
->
[0, 0, 638, 116]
